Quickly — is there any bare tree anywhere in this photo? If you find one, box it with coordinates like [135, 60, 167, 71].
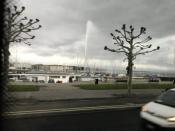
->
[1, 2, 42, 114]
[104, 24, 160, 95]
[4, 5, 41, 45]
[2, 5, 41, 93]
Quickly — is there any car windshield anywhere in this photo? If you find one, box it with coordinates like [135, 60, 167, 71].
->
[155, 90, 175, 107]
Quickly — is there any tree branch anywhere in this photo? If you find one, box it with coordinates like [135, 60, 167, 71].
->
[5, 6, 41, 45]
[111, 33, 130, 50]
[134, 46, 160, 56]
[104, 46, 127, 53]
[133, 27, 146, 39]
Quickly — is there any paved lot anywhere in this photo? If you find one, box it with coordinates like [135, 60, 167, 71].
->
[8, 97, 155, 112]
[9, 83, 162, 101]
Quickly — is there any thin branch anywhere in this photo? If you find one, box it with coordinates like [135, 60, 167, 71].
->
[11, 16, 28, 27]
[104, 46, 128, 54]
[115, 25, 131, 43]
[111, 33, 130, 50]
[134, 36, 152, 46]
[11, 6, 25, 22]
[9, 19, 41, 42]
[134, 46, 160, 56]
[133, 27, 146, 39]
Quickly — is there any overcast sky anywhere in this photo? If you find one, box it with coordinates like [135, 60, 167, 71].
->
[10, 0, 175, 73]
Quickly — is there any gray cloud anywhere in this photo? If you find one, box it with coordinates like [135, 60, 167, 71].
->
[13, 0, 175, 73]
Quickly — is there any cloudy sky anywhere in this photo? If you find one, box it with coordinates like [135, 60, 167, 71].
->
[10, 0, 175, 73]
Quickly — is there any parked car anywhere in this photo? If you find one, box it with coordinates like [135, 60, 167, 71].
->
[9, 78, 15, 82]
[48, 79, 55, 83]
[115, 77, 128, 83]
[148, 79, 159, 82]
[38, 80, 45, 83]
[56, 80, 62, 83]
[140, 88, 175, 130]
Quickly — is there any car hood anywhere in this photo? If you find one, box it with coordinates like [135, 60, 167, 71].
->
[145, 102, 175, 118]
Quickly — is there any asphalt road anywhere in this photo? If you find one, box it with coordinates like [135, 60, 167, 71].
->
[2, 108, 143, 131]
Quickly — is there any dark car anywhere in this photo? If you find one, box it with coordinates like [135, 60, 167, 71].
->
[48, 79, 55, 83]
[38, 80, 45, 83]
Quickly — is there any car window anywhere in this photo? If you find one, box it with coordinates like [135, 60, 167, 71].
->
[155, 90, 175, 107]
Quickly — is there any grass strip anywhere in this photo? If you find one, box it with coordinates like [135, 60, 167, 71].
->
[75, 83, 175, 90]
[7, 85, 39, 92]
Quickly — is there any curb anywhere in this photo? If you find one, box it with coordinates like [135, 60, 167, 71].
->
[3, 103, 144, 118]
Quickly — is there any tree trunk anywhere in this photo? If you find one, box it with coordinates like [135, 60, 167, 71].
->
[127, 58, 133, 96]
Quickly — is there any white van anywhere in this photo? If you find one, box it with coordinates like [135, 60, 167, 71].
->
[140, 88, 175, 130]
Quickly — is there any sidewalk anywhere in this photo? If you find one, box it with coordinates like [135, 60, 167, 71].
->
[9, 84, 163, 101]
[5, 84, 164, 112]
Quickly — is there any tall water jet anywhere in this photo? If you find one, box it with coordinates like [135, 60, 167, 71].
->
[84, 20, 93, 72]
[83, 20, 99, 74]
[174, 47, 175, 64]
[168, 46, 175, 64]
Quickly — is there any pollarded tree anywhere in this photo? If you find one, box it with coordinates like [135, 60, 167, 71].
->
[104, 24, 160, 95]
[2, 5, 41, 95]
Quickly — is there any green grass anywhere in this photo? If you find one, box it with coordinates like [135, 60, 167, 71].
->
[75, 83, 175, 90]
[7, 85, 39, 92]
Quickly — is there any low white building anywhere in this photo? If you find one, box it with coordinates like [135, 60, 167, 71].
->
[8, 73, 81, 83]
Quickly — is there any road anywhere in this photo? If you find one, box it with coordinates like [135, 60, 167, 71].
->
[2, 107, 143, 131]
[8, 96, 156, 112]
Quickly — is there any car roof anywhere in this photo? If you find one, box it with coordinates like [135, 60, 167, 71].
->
[170, 88, 175, 91]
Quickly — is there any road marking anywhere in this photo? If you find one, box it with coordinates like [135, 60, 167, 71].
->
[4, 104, 143, 116]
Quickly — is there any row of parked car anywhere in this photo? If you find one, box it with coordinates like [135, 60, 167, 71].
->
[37, 79, 63, 83]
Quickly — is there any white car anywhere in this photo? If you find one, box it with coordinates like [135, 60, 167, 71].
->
[140, 88, 175, 131]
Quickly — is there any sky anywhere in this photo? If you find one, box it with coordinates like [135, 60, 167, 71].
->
[9, 0, 175, 73]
